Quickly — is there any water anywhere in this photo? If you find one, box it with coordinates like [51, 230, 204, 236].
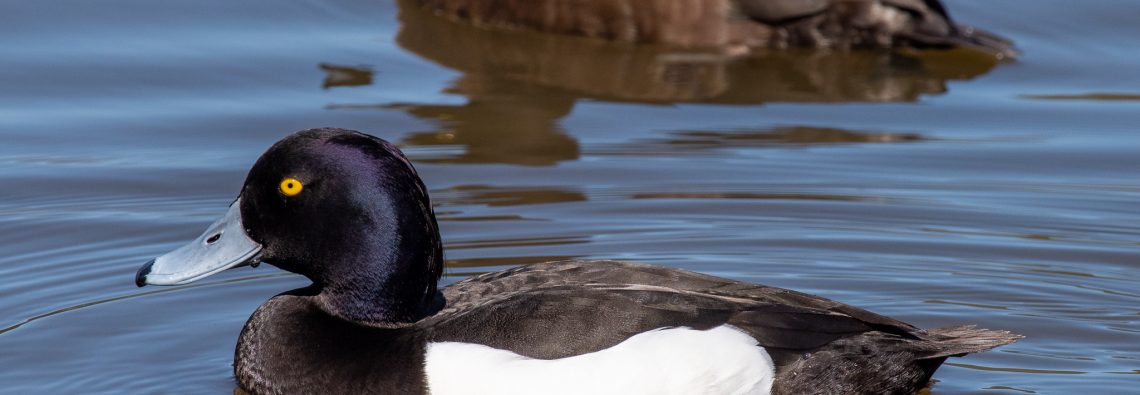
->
[1, 0, 1138, 393]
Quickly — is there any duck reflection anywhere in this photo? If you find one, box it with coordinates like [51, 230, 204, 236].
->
[395, 78, 580, 166]
[435, 184, 589, 207]
[664, 126, 923, 146]
[319, 63, 373, 89]
[394, 0, 1000, 104]
[325, 0, 1002, 166]
[592, 126, 925, 157]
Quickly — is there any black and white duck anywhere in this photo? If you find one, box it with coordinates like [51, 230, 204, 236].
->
[135, 128, 1020, 394]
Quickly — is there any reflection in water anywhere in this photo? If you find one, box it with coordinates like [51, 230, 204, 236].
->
[396, 78, 580, 166]
[434, 185, 588, 207]
[394, 0, 1000, 104]
[318, 63, 373, 89]
[594, 126, 923, 156]
[329, 77, 580, 166]
[326, 0, 1001, 166]
[630, 192, 888, 202]
[1020, 93, 1140, 101]
[668, 127, 922, 145]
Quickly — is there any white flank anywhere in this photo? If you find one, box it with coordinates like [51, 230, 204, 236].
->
[424, 324, 774, 395]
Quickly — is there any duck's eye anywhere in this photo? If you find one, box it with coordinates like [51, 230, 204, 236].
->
[279, 178, 303, 196]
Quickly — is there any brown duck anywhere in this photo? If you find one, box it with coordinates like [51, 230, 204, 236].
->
[412, 0, 1016, 58]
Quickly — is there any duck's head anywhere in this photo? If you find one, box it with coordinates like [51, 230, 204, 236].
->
[136, 128, 444, 323]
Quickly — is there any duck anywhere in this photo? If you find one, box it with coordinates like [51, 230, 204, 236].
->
[409, 0, 1017, 59]
[135, 127, 1020, 394]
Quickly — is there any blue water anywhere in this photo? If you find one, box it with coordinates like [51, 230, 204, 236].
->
[1, 0, 1138, 393]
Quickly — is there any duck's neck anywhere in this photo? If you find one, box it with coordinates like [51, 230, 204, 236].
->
[310, 199, 444, 326]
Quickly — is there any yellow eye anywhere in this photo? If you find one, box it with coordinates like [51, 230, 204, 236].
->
[279, 178, 303, 196]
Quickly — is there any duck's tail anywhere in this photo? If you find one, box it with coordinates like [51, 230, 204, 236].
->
[947, 25, 1019, 60]
[919, 325, 1023, 360]
[857, 1, 1021, 60]
[895, 23, 1018, 60]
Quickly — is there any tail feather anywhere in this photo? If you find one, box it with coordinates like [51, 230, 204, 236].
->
[950, 24, 1019, 60]
[920, 325, 1023, 359]
[902, 25, 1019, 60]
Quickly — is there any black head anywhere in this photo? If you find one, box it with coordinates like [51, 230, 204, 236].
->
[241, 128, 443, 322]
[138, 128, 444, 324]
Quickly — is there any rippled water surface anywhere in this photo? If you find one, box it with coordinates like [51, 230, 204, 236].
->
[2, 0, 1139, 393]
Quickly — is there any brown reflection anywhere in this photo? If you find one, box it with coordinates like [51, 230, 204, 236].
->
[1020, 93, 1140, 101]
[394, 0, 1000, 104]
[327, 0, 1002, 166]
[435, 185, 588, 207]
[669, 127, 923, 145]
[318, 63, 373, 89]
[394, 78, 580, 166]
[598, 126, 923, 156]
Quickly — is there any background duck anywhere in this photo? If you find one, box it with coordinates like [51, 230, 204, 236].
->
[411, 0, 1017, 58]
[136, 128, 1021, 394]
